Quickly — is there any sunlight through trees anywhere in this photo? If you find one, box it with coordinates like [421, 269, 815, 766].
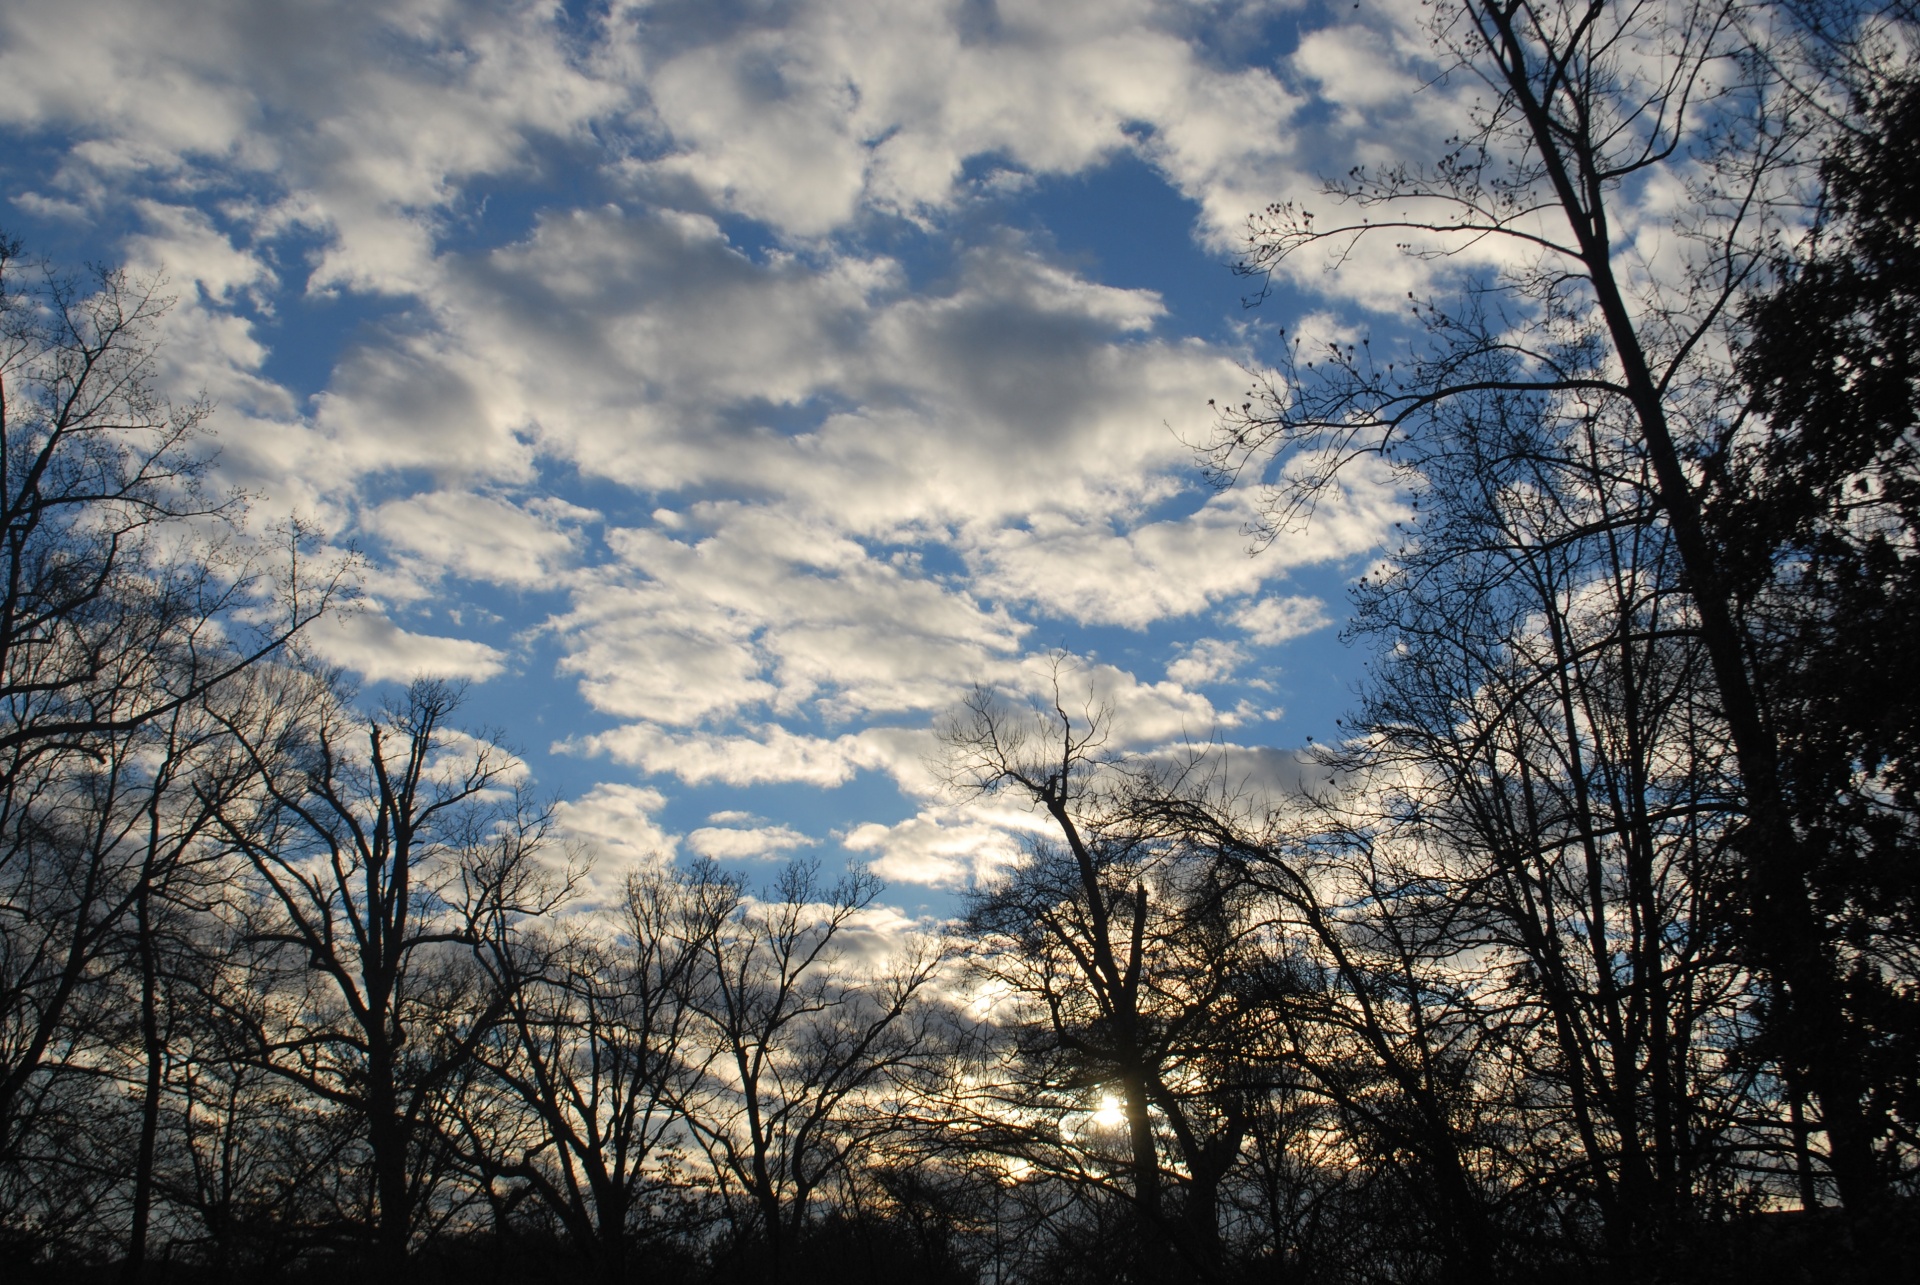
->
[0, 4, 1916, 1284]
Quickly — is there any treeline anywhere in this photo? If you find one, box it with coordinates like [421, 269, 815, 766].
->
[0, 237, 959, 1285]
[4, 5, 1919, 1285]
[0, 651, 954, 1285]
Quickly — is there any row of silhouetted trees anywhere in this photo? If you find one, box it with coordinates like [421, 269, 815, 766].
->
[3, 4, 1917, 1283]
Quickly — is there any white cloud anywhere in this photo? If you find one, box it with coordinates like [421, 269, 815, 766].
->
[562, 722, 929, 791]
[821, 903, 937, 978]
[310, 336, 541, 485]
[968, 491, 1276, 627]
[1133, 739, 1344, 803]
[0, 0, 628, 290]
[124, 201, 277, 309]
[1291, 23, 1418, 115]
[547, 510, 1028, 727]
[418, 726, 530, 790]
[553, 782, 681, 902]
[631, 0, 1306, 242]
[1166, 638, 1248, 687]
[410, 210, 1227, 530]
[969, 472, 1394, 628]
[376, 215, 1382, 739]
[303, 608, 506, 683]
[686, 823, 817, 861]
[996, 654, 1228, 743]
[842, 801, 1039, 890]
[362, 490, 587, 587]
[1231, 594, 1333, 645]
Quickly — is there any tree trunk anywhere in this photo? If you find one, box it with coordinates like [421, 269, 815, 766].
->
[366, 1042, 410, 1283]
[592, 1182, 630, 1285]
[123, 880, 163, 1284]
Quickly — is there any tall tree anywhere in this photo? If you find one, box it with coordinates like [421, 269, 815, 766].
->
[943, 688, 1269, 1282]
[1203, 0, 1913, 1209]
[0, 238, 337, 1250]
[1719, 67, 1920, 1194]
[1128, 772, 1512, 1284]
[0, 238, 330, 788]
[120, 698, 270, 1281]
[211, 675, 556, 1280]
[1322, 390, 1753, 1268]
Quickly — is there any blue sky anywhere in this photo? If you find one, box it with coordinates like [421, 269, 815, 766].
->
[0, 0, 1466, 919]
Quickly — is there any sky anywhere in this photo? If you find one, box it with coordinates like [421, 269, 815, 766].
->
[0, 0, 1471, 920]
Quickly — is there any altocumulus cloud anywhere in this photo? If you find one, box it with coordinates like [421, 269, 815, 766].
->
[0, 0, 1441, 925]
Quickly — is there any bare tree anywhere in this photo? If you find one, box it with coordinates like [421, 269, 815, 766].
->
[210, 674, 557, 1280]
[1203, 0, 1911, 1210]
[0, 235, 339, 1198]
[117, 697, 283, 1282]
[160, 917, 362, 1279]
[1221, 373, 1766, 1274]
[464, 861, 735, 1282]
[942, 687, 1272, 1282]
[1122, 773, 1511, 1284]
[0, 237, 333, 780]
[679, 859, 943, 1279]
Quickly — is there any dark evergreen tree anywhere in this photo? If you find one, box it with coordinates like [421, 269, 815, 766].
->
[1721, 70, 1920, 1196]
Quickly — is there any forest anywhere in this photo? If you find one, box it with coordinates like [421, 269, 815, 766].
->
[1, 2, 1916, 1283]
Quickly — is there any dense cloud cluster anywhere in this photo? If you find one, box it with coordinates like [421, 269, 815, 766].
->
[0, 0, 1449, 896]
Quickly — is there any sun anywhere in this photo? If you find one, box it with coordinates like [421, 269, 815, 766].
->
[1092, 1094, 1126, 1128]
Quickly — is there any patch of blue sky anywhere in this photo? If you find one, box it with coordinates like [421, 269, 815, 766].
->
[1020, 149, 1247, 338]
[2, 142, 121, 259]
[252, 289, 418, 412]
[708, 210, 804, 269]
[437, 174, 600, 262]
[1179, 0, 1309, 70]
